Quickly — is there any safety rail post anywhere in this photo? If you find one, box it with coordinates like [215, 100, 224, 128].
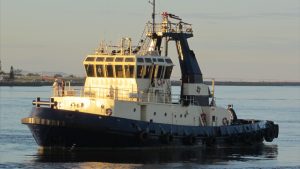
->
[211, 78, 215, 98]
[50, 98, 55, 109]
[36, 97, 40, 108]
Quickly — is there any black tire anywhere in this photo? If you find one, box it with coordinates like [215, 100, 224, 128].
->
[138, 131, 149, 142]
[264, 127, 274, 142]
[160, 133, 172, 144]
[183, 135, 196, 145]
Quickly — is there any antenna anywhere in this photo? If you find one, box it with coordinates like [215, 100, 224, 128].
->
[148, 0, 155, 34]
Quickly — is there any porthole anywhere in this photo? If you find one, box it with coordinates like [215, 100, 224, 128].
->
[180, 114, 182, 118]
[174, 115, 177, 118]
[133, 108, 136, 112]
[154, 112, 156, 116]
[164, 112, 167, 116]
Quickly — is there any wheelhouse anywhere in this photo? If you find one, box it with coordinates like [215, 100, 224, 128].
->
[83, 55, 174, 80]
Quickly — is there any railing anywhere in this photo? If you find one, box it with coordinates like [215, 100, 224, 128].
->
[53, 79, 215, 106]
[53, 84, 202, 105]
[145, 22, 193, 35]
[136, 22, 193, 56]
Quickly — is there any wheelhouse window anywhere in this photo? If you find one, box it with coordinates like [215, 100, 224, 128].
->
[85, 57, 95, 62]
[145, 58, 152, 63]
[96, 57, 105, 62]
[144, 65, 152, 78]
[106, 57, 114, 62]
[96, 65, 105, 77]
[125, 58, 135, 62]
[137, 58, 144, 63]
[137, 65, 144, 78]
[125, 65, 134, 78]
[106, 65, 114, 77]
[155, 65, 164, 79]
[164, 66, 173, 79]
[158, 58, 164, 63]
[115, 57, 124, 62]
[115, 65, 124, 78]
[165, 59, 173, 64]
[85, 64, 95, 77]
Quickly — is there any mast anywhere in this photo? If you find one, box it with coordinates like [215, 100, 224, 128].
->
[149, 0, 156, 34]
[0, 58, 2, 73]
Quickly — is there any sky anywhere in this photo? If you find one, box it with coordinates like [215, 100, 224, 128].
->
[1, 0, 300, 81]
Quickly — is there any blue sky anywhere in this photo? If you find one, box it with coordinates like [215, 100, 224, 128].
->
[1, 0, 299, 81]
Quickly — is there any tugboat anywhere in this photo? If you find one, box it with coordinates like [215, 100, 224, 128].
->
[22, 1, 278, 149]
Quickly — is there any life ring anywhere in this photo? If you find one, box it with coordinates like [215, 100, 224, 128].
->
[160, 133, 173, 144]
[106, 108, 112, 116]
[243, 133, 253, 144]
[184, 135, 196, 145]
[157, 79, 162, 86]
[254, 132, 264, 143]
[205, 137, 216, 146]
[139, 130, 149, 142]
[222, 117, 229, 126]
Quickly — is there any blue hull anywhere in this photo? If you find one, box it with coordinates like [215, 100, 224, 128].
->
[22, 107, 278, 149]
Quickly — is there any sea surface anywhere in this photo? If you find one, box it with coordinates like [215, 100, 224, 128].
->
[0, 86, 299, 169]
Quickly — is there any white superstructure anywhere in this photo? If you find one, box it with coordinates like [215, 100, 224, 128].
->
[52, 39, 232, 127]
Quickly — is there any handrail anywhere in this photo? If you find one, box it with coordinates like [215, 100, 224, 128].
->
[145, 22, 193, 35]
[56, 86, 202, 106]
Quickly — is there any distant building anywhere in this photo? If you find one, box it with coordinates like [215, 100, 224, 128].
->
[0, 59, 2, 73]
[0, 59, 3, 81]
[9, 66, 15, 80]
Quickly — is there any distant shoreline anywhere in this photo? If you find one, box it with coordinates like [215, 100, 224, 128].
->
[206, 81, 300, 86]
[1, 80, 299, 87]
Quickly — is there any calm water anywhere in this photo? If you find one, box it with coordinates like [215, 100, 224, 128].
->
[0, 86, 300, 168]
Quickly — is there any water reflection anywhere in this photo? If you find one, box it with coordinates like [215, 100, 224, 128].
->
[35, 144, 278, 164]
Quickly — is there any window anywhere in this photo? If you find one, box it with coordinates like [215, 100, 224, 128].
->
[137, 65, 144, 78]
[115, 57, 124, 62]
[115, 65, 124, 78]
[155, 66, 164, 79]
[137, 58, 144, 63]
[96, 65, 105, 77]
[212, 116, 216, 122]
[145, 58, 152, 63]
[106, 57, 114, 62]
[106, 65, 114, 77]
[125, 58, 134, 62]
[164, 66, 173, 79]
[165, 59, 173, 64]
[125, 65, 134, 78]
[158, 58, 164, 62]
[144, 65, 152, 78]
[96, 57, 104, 62]
[85, 57, 95, 61]
[85, 64, 95, 77]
